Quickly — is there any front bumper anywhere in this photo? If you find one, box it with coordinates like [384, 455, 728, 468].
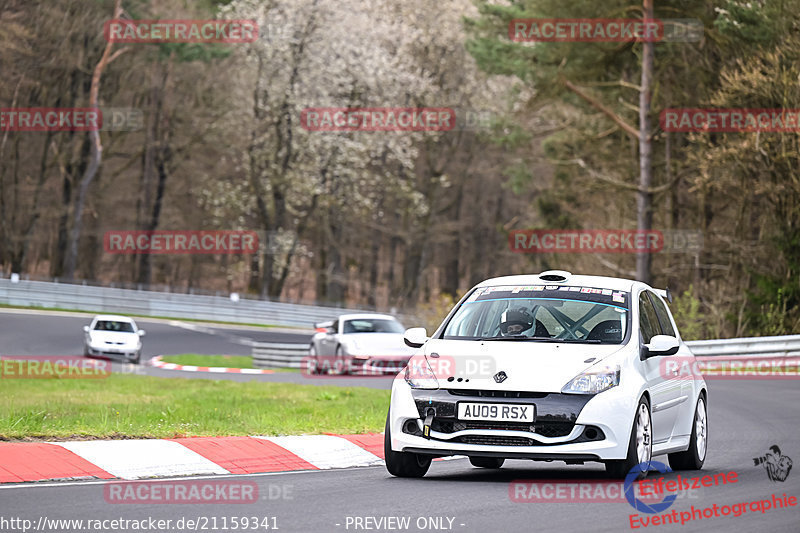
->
[349, 355, 410, 375]
[86, 345, 139, 360]
[389, 380, 632, 461]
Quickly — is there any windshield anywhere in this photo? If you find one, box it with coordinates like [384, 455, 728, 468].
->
[93, 320, 135, 333]
[442, 285, 629, 344]
[343, 318, 404, 334]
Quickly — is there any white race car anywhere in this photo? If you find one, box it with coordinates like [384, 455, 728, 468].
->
[309, 313, 415, 374]
[385, 271, 707, 478]
[83, 315, 145, 364]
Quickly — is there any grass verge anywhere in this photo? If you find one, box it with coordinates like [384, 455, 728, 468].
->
[160, 354, 256, 369]
[159, 354, 298, 372]
[0, 373, 388, 440]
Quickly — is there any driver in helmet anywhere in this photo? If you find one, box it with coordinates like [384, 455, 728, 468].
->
[499, 308, 534, 336]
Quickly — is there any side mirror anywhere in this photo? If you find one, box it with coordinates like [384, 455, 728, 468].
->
[403, 327, 428, 348]
[83, 326, 90, 333]
[641, 334, 679, 359]
[137, 330, 146, 336]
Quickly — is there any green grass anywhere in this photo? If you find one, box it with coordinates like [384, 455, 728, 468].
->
[161, 353, 257, 369]
[0, 373, 388, 440]
[159, 354, 299, 372]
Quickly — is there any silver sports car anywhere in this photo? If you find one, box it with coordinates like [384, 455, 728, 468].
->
[309, 313, 416, 374]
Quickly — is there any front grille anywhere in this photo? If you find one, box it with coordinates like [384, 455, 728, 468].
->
[536, 421, 575, 437]
[430, 419, 574, 437]
[431, 420, 535, 433]
[447, 389, 548, 399]
[456, 435, 534, 446]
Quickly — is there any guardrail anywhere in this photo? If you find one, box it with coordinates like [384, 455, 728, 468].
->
[685, 335, 800, 357]
[0, 278, 383, 328]
[250, 334, 800, 369]
[252, 343, 309, 369]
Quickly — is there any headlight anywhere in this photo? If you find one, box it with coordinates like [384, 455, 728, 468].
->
[562, 366, 620, 394]
[404, 355, 439, 389]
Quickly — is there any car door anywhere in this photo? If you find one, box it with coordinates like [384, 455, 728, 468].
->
[638, 291, 681, 445]
[648, 292, 692, 438]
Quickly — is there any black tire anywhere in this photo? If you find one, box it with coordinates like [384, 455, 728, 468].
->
[668, 395, 707, 471]
[333, 346, 350, 375]
[469, 457, 505, 469]
[606, 396, 652, 480]
[384, 415, 432, 478]
[308, 345, 322, 374]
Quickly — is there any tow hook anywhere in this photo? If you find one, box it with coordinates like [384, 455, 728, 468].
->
[423, 410, 434, 439]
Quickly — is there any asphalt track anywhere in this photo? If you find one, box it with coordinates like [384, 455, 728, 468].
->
[1, 309, 798, 532]
[0, 309, 392, 388]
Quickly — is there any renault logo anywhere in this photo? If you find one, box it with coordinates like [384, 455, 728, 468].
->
[494, 371, 507, 383]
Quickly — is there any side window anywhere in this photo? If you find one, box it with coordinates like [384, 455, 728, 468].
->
[638, 293, 660, 344]
[648, 292, 677, 337]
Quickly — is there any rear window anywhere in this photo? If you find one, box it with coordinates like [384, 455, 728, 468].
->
[442, 285, 630, 344]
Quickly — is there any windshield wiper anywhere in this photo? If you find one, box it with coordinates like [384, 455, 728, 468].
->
[477, 335, 537, 341]
[477, 336, 601, 343]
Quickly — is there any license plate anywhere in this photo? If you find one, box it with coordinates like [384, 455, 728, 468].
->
[457, 403, 534, 422]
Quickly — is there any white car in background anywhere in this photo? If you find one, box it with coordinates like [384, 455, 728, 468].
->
[385, 271, 707, 479]
[309, 313, 416, 374]
[83, 315, 145, 364]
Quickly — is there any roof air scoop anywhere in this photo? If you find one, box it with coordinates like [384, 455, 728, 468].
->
[538, 270, 572, 282]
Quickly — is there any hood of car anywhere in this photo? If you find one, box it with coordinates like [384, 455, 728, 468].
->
[88, 330, 139, 345]
[341, 333, 415, 355]
[423, 338, 625, 393]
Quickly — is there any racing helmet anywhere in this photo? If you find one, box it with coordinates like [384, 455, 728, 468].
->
[499, 308, 534, 335]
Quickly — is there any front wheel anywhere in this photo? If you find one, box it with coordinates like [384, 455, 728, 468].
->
[384, 415, 431, 478]
[668, 396, 707, 471]
[332, 347, 350, 375]
[309, 345, 322, 374]
[469, 457, 504, 469]
[606, 396, 652, 480]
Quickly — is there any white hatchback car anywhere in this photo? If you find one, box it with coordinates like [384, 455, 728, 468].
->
[385, 271, 707, 478]
[83, 315, 145, 364]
